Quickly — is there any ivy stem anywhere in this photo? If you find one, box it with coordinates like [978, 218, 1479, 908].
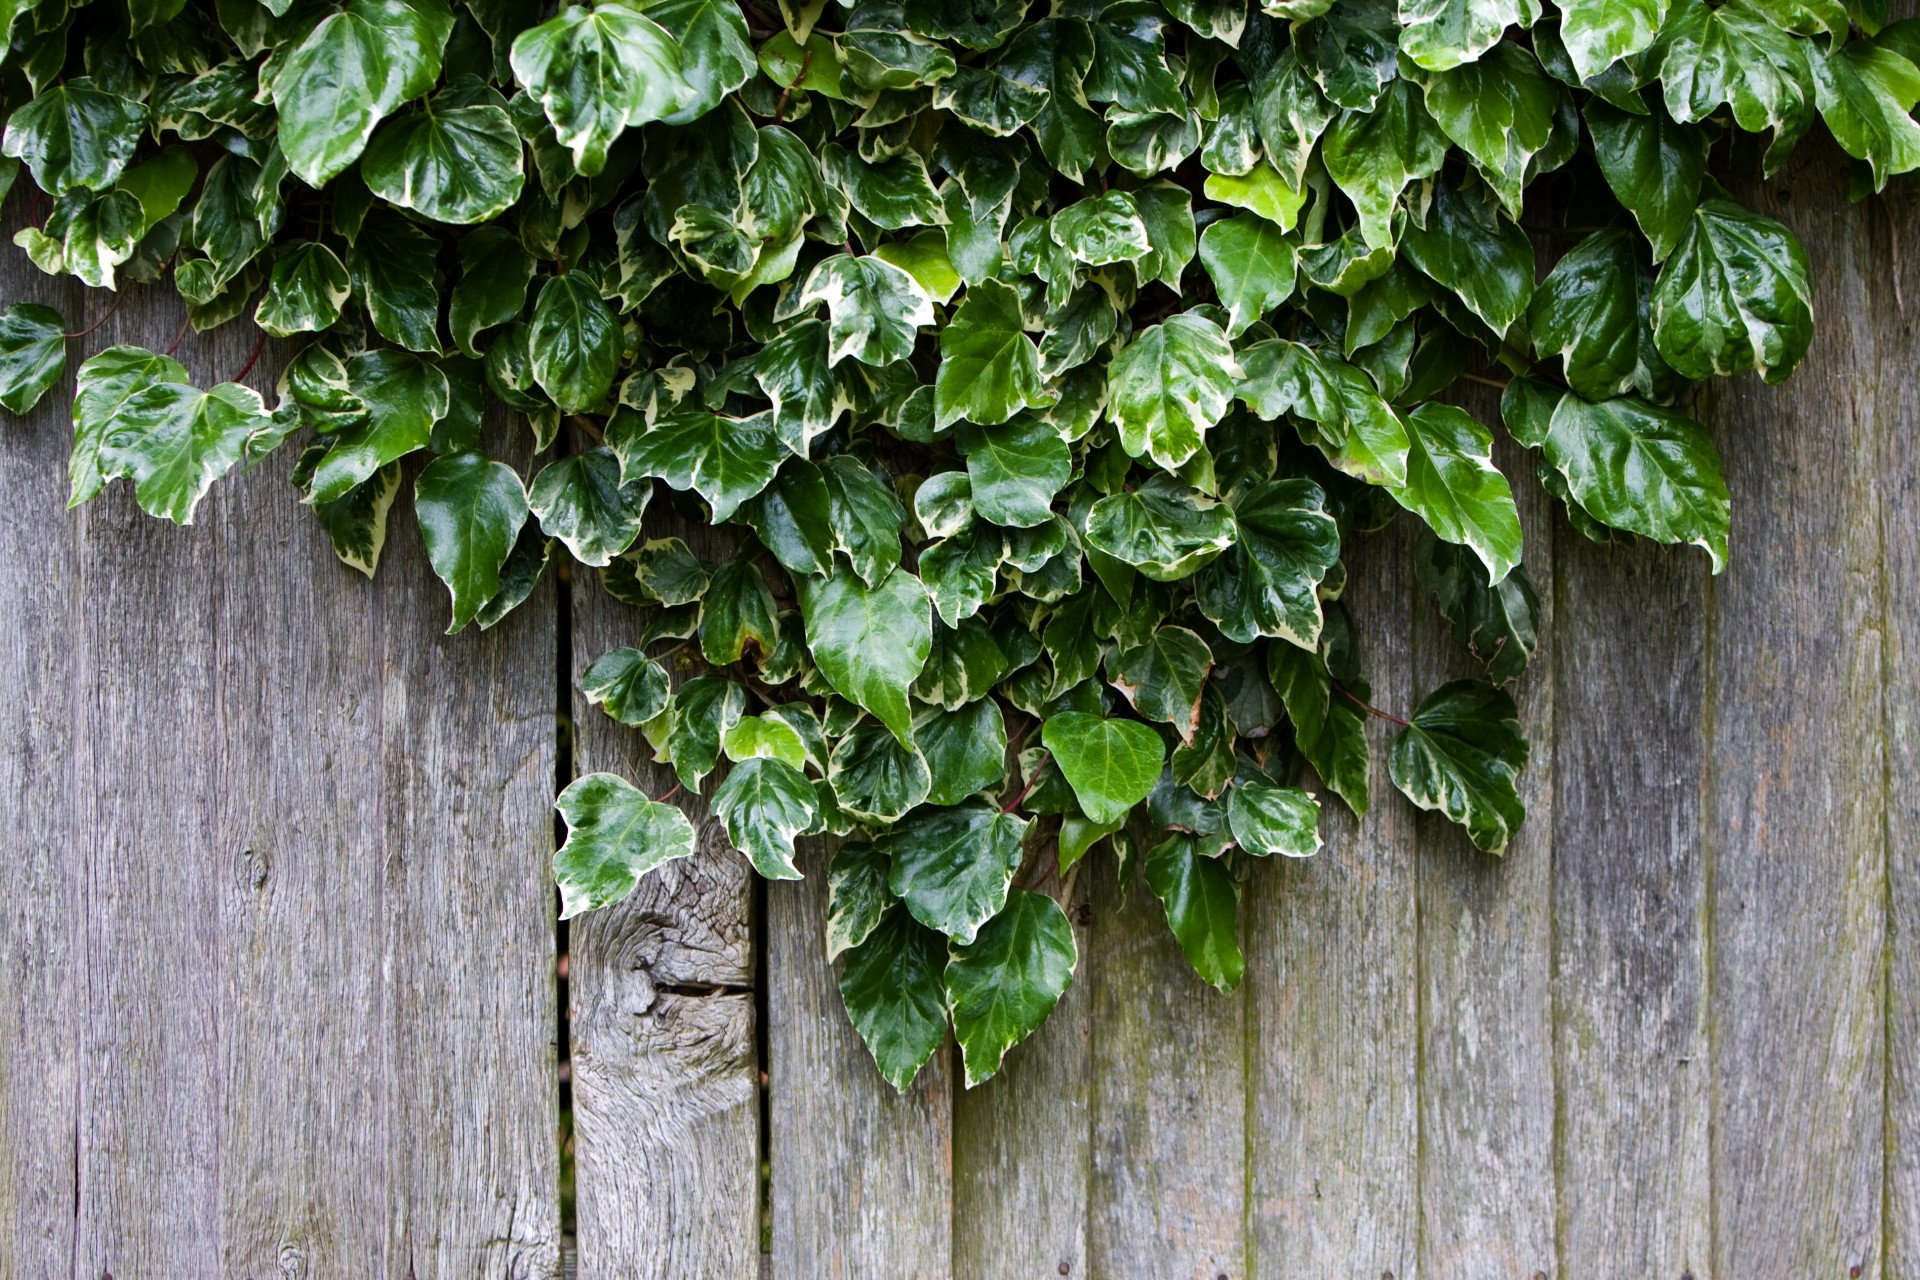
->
[1333, 681, 1410, 729]
[659, 783, 683, 804]
[1457, 371, 1509, 391]
[229, 329, 269, 384]
[772, 48, 812, 125]
[62, 293, 123, 340]
[163, 311, 191, 357]
[1002, 750, 1051, 813]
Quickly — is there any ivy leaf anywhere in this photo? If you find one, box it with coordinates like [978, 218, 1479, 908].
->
[552, 772, 697, 918]
[1559, 0, 1667, 81]
[822, 454, 907, 587]
[528, 446, 648, 566]
[350, 211, 443, 353]
[1399, 0, 1540, 71]
[828, 724, 934, 823]
[309, 350, 450, 504]
[510, 1, 692, 176]
[916, 700, 1009, 806]
[1198, 213, 1299, 339]
[1415, 532, 1542, 681]
[1267, 642, 1369, 815]
[70, 346, 186, 506]
[1529, 228, 1677, 403]
[1420, 43, 1560, 214]
[580, 646, 672, 726]
[1085, 475, 1236, 580]
[274, 0, 456, 187]
[1042, 711, 1165, 825]
[936, 278, 1048, 429]
[613, 406, 785, 521]
[1227, 780, 1322, 857]
[1049, 190, 1153, 265]
[1108, 312, 1239, 471]
[1193, 478, 1341, 648]
[530, 273, 621, 413]
[256, 241, 352, 337]
[944, 890, 1077, 1086]
[839, 906, 949, 1091]
[959, 416, 1072, 528]
[414, 450, 531, 631]
[316, 464, 404, 579]
[641, 0, 756, 123]
[1388, 678, 1529, 854]
[1653, 0, 1813, 166]
[0, 303, 67, 415]
[99, 382, 270, 525]
[1322, 78, 1448, 250]
[1651, 198, 1813, 384]
[1107, 624, 1212, 742]
[724, 715, 811, 770]
[798, 254, 935, 367]
[1293, 0, 1402, 111]
[700, 554, 780, 666]
[826, 841, 897, 959]
[1144, 834, 1243, 992]
[1584, 100, 1707, 263]
[1390, 402, 1523, 585]
[655, 675, 748, 789]
[880, 800, 1028, 944]
[801, 565, 932, 746]
[712, 756, 821, 880]
[1, 79, 148, 195]
[1541, 391, 1731, 571]
[822, 143, 946, 230]
[361, 95, 526, 225]
[1399, 173, 1534, 336]
[451, 227, 536, 356]
[1811, 37, 1920, 190]
[1133, 181, 1199, 291]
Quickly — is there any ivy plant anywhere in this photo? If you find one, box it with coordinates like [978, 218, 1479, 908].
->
[0, 0, 1894, 1089]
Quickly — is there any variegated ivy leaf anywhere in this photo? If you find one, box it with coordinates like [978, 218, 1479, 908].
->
[936, 278, 1049, 428]
[1107, 312, 1240, 471]
[256, 242, 352, 338]
[838, 906, 948, 1091]
[1399, 0, 1540, 72]
[580, 646, 673, 726]
[1419, 43, 1561, 215]
[1199, 213, 1300, 339]
[1107, 624, 1212, 742]
[98, 381, 272, 525]
[945, 890, 1077, 1086]
[1584, 100, 1708, 263]
[1085, 475, 1236, 580]
[825, 842, 897, 960]
[308, 350, 450, 504]
[70, 346, 186, 506]
[1042, 711, 1165, 825]
[1193, 479, 1342, 648]
[0, 303, 67, 416]
[1651, 198, 1813, 384]
[510, 1, 692, 176]
[1529, 228, 1679, 403]
[1227, 780, 1322, 858]
[1145, 833, 1243, 991]
[1388, 679, 1529, 854]
[414, 450, 530, 631]
[1, 79, 148, 196]
[1322, 78, 1449, 249]
[879, 799, 1027, 945]
[1559, 0, 1668, 82]
[1652, 0, 1813, 167]
[361, 89, 526, 225]
[1811, 36, 1920, 191]
[797, 254, 935, 367]
[1415, 531, 1542, 682]
[611, 405, 785, 522]
[1390, 402, 1523, 585]
[1399, 173, 1535, 336]
[829, 723, 933, 823]
[529, 447, 649, 567]
[800, 565, 932, 747]
[712, 755, 821, 880]
[959, 416, 1072, 529]
[315, 463, 404, 579]
[1049, 190, 1153, 266]
[1267, 642, 1370, 817]
[552, 772, 697, 918]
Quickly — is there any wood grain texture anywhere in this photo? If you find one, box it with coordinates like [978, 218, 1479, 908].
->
[769, 839, 954, 1280]
[1885, 178, 1920, 1280]
[1245, 515, 1418, 1280]
[1704, 147, 1887, 1279]
[1414, 426, 1556, 1280]
[0, 259, 559, 1277]
[0, 270, 83, 1280]
[568, 521, 760, 1280]
[952, 865, 1092, 1280]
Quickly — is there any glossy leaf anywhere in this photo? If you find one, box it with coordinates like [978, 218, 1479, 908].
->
[1043, 711, 1165, 825]
[1388, 679, 1529, 853]
[553, 772, 697, 917]
[945, 890, 1077, 1085]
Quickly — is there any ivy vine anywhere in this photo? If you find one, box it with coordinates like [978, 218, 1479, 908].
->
[0, 0, 1896, 1088]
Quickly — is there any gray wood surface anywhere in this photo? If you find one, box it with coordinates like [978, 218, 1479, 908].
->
[569, 528, 761, 1279]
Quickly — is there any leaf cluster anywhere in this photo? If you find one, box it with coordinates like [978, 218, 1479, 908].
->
[0, 0, 1882, 1085]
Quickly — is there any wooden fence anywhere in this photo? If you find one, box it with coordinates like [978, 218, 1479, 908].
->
[1, 142, 1914, 1280]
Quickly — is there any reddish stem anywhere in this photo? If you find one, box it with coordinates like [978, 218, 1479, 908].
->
[229, 329, 268, 383]
[1334, 682, 1410, 729]
[62, 293, 123, 340]
[1002, 751, 1051, 814]
[659, 783, 683, 804]
[163, 311, 191, 357]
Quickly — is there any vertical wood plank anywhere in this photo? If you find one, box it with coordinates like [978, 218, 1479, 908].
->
[0, 269, 82, 1280]
[1884, 178, 1920, 1280]
[953, 868, 1092, 1280]
[1705, 146, 1887, 1280]
[1246, 516, 1418, 1280]
[1088, 847, 1245, 1280]
[569, 528, 761, 1279]
[1414, 426, 1557, 1280]
[1549, 534, 1711, 1280]
[769, 842, 954, 1279]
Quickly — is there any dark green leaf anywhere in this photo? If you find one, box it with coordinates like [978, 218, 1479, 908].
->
[1388, 678, 1529, 853]
[944, 890, 1077, 1085]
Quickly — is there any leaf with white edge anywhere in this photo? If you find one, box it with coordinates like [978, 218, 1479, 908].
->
[1652, 0, 1812, 166]
[1193, 478, 1341, 647]
[936, 278, 1048, 428]
[1322, 78, 1448, 250]
[960, 416, 1071, 528]
[1415, 531, 1541, 681]
[873, 232, 962, 304]
[724, 714, 810, 770]
[1390, 402, 1523, 585]
[1585, 100, 1707, 262]
[821, 142, 946, 230]
[1420, 43, 1560, 214]
[1108, 312, 1240, 471]
[826, 841, 897, 959]
[1267, 642, 1370, 815]
[839, 906, 949, 1090]
[944, 890, 1077, 1086]
[801, 565, 932, 746]
[1199, 213, 1299, 340]
[1227, 780, 1321, 857]
[642, 0, 756, 122]
[1560, 0, 1667, 81]
[1529, 228, 1678, 403]
[1541, 392, 1731, 571]
[1085, 475, 1236, 581]
[350, 212, 443, 353]
[362, 96, 526, 225]
[256, 241, 352, 337]
[1042, 711, 1165, 825]
[612, 405, 785, 522]
[1144, 833, 1243, 991]
[552, 771, 697, 917]
[1388, 678, 1529, 853]
[1811, 37, 1920, 191]
[1399, 0, 1540, 72]
[657, 675, 748, 790]
[530, 272, 621, 413]
[308, 350, 450, 505]
[915, 700, 1008, 806]
[580, 646, 672, 726]
[1049, 190, 1152, 266]
[1, 80, 148, 195]
[0, 302, 67, 415]
[713, 755, 820, 880]
[1107, 624, 1212, 742]
[701, 554, 780, 665]
[798, 254, 935, 367]
[315, 463, 403, 579]
[413, 450, 531, 631]
[528, 447, 648, 566]
[510, 1, 692, 175]
[70, 347, 186, 507]
[829, 723, 934, 823]
[98, 381, 270, 525]
[1399, 173, 1535, 336]
[1651, 197, 1814, 384]
[880, 799, 1028, 944]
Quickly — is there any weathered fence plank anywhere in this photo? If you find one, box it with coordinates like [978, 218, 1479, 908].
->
[769, 845, 955, 1279]
[1706, 151, 1888, 1279]
[569, 528, 761, 1279]
[1414, 429, 1557, 1280]
[1246, 517, 1418, 1280]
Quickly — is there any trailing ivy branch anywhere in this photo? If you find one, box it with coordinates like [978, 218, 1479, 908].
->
[0, 0, 1895, 1088]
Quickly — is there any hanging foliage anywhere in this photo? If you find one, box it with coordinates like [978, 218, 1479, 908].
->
[0, 0, 1892, 1088]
